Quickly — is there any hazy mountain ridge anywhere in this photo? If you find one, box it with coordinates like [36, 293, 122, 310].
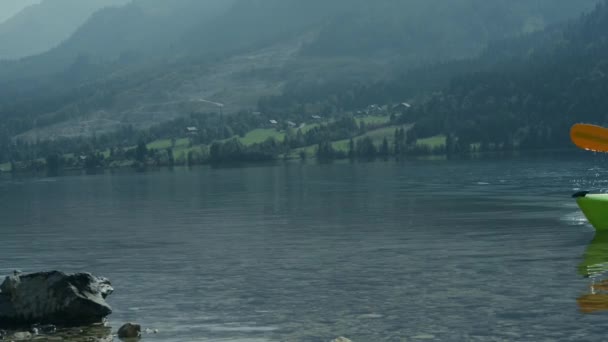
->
[0, 0, 130, 60]
[0, 0, 602, 143]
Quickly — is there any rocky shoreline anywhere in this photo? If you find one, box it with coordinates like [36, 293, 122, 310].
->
[0, 270, 352, 341]
[0, 324, 160, 341]
[1, 324, 112, 341]
[0, 270, 150, 341]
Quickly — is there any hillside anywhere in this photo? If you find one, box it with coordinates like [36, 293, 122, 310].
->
[0, 0, 235, 82]
[301, 0, 600, 61]
[0, 0, 39, 23]
[402, 0, 608, 152]
[259, 0, 608, 154]
[0, 0, 129, 60]
[0, 0, 602, 153]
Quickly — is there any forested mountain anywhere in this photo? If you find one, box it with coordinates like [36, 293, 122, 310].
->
[0, 0, 129, 60]
[260, 0, 608, 153]
[0, 0, 602, 158]
[301, 0, 598, 61]
[405, 0, 608, 151]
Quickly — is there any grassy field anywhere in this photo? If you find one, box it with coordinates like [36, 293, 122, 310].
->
[365, 126, 403, 144]
[287, 125, 450, 159]
[147, 138, 190, 150]
[357, 115, 391, 125]
[161, 142, 208, 159]
[239, 129, 286, 145]
[289, 124, 410, 158]
[142, 115, 393, 160]
[238, 122, 329, 145]
[417, 135, 446, 148]
[143, 137, 206, 159]
[0, 162, 10, 172]
[300, 123, 321, 133]
[165, 116, 391, 151]
[237, 116, 389, 146]
[328, 126, 398, 153]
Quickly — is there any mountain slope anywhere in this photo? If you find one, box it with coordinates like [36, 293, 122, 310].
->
[0, 0, 129, 60]
[2, 0, 599, 82]
[401, 0, 608, 150]
[0, 0, 235, 83]
[0, 0, 603, 144]
[254, 0, 608, 152]
[302, 0, 600, 61]
[0, 0, 40, 23]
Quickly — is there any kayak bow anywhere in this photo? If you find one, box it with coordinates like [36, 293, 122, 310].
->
[574, 191, 608, 231]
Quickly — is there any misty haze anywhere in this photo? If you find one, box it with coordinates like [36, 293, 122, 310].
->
[1, 1, 608, 341]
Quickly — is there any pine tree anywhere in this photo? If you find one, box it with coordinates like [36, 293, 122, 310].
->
[380, 137, 390, 156]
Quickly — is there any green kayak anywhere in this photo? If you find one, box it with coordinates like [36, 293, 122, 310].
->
[575, 192, 608, 231]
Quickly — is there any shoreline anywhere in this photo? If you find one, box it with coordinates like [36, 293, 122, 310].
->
[0, 147, 590, 181]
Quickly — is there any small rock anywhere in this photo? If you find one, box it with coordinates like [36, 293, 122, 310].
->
[358, 313, 383, 319]
[0, 329, 6, 339]
[31, 324, 56, 334]
[11, 331, 32, 340]
[117, 323, 141, 339]
[331, 337, 352, 342]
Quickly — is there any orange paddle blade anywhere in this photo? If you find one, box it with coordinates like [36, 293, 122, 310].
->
[571, 124, 608, 152]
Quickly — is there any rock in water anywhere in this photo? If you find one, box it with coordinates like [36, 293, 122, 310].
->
[33, 323, 57, 334]
[0, 271, 113, 328]
[117, 322, 141, 339]
[331, 338, 353, 342]
[10, 331, 32, 340]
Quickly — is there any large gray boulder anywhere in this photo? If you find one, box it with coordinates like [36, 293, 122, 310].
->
[0, 271, 113, 328]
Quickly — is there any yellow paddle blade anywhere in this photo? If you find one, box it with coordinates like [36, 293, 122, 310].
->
[571, 124, 608, 152]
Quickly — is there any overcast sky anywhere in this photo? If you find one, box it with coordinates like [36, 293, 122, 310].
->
[0, 0, 41, 23]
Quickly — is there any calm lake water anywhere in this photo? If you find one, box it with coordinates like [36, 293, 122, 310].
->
[2, 153, 608, 341]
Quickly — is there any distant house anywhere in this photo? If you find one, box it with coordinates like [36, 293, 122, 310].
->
[393, 102, 411, 112]
[312, 115, 322, 120]
[186, 126, 199, 135]
[252, 111, 262, 116]
[364, 104, 384, 115]
[269, 120, 278, 125]
[287, 121, 297, 127]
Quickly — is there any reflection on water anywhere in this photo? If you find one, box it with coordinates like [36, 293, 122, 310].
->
[578, 232, 608, 313]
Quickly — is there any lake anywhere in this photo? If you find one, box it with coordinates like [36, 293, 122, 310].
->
[1, 153, 608, 341]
